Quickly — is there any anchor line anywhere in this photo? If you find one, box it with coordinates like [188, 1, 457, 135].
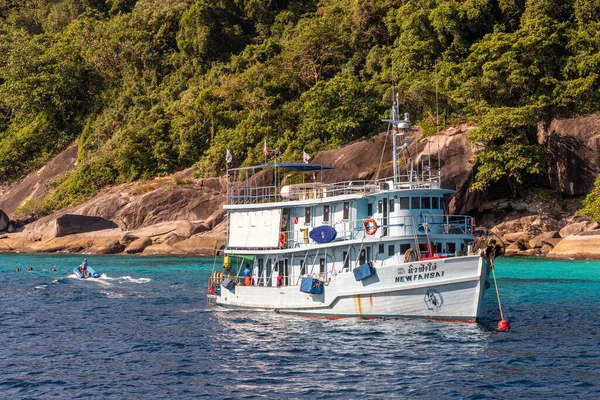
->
[490, 259, 504, 321]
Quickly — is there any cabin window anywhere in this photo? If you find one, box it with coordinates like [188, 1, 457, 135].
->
[421, 197, 430, 209]
[359, 249, 366, 265]
[378, 243, 385, 255]
[367, 203, 373, 216]
[319, 258, 325, 274]
[400, 243, 411, 254]
[446, 243, 456, 254]
[305, 207, 311, 224]
[389, 199, 395, 212]
[323, 205, 330, 222]
[411, 197, 420, 209]
[343, 252, 349, 271]
[388, 244, 395, 256]
[300, 260, 306, 275]
[343, 202, 350, 220]
[432, 197, 439, 209]
[378, 200, 382, 213]
[400, 197, 409, 209]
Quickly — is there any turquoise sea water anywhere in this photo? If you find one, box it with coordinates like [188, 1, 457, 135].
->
[1, 254, 599, 398]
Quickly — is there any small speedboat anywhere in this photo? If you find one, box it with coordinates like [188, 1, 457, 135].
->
[73, 266, 100, 278]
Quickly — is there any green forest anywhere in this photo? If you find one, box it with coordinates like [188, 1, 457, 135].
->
[0, 0, 599, 217]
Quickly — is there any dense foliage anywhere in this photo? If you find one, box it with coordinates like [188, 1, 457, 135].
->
[0, 0, 599, 215]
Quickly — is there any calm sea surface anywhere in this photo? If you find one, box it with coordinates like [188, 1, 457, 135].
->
[1, 254, 598, 399]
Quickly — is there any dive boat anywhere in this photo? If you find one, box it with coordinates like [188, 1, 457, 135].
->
[207, 99, 491, 322]
[73, 266, 100, 278]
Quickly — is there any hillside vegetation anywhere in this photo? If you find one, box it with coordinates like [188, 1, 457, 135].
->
[0, 0, 599, 218]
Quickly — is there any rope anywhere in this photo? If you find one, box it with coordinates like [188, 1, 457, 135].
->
[490, 259, 505, 320]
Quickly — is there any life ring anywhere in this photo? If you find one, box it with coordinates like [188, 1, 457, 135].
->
[363, 219, 377, 235]
[279, 232, 287, 248]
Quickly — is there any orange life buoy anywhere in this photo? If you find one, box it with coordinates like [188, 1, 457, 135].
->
[363, 219, 377, 235]
[279, 232, 287, 248]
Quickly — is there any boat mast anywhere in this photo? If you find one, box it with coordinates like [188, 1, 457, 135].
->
[382, 94, 410, 188]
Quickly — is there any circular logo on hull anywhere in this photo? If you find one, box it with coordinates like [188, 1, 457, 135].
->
[424, 289, 443, 311]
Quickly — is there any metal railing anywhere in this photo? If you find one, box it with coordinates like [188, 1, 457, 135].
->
[226, 177, 443, 205]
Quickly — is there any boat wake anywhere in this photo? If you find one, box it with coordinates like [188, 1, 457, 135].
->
[100, 275, 152, 284]
[66, 273, 151, 284]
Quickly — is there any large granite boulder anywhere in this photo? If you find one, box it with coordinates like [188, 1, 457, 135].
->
[141, 243, 186, 255]
[559, 221, 600, 238]
[125, 237, 152, 254]
[42, 214, 118, 241]
[538, 115, 600, 196]
[548, 230, 600, 259]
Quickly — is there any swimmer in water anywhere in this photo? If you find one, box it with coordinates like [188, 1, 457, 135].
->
[27, 267, 33, 272]
[51, 266, 57, 272]
[15, 268, 21, 272]
[42, 268, 48, 271]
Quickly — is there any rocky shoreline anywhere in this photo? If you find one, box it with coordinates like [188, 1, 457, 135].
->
[1, 114, 600, 259]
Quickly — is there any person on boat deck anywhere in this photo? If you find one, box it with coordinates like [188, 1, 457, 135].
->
[485, 239, 500, 260]
[277, 275, 283, 287]
[243, 263, 252, 286]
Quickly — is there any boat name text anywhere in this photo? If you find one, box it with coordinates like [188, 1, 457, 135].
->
[395, 262, 444, 283]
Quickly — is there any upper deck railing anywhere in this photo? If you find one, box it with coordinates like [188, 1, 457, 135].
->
[227, 175, 441, 205]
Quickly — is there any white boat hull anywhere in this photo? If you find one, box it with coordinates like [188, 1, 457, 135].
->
[214, 255, 489, 322]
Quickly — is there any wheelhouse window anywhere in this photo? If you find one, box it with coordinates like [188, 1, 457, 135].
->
[400, 197, 409, 209]
[323, 205, 330, 222]
[305, 207, 311, 224]
[379, 243, 384, 255]
[411, 197, 420, 209]
[432, 197, 439, 209]
[343, 202, 350, 220]
[446, 243, 456, 254]
[367, 203, 373, 216]
[421, 197, 430, 209]
[388, 244, 395, 256]
[389, 199, 395, 212]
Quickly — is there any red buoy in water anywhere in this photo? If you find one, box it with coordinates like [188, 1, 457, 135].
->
[497, 319, 511, 331]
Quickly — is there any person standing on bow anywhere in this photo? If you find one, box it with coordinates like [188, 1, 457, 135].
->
[243, 263, 252, 286]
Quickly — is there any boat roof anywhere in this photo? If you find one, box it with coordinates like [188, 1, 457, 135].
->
[228, 162, 335, 173]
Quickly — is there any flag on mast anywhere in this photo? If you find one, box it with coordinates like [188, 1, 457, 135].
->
[303, 150, 311, 164]
[263, 140, 270, 156]
[225, 148, 233, 164]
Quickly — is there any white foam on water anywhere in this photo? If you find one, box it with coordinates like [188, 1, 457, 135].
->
[100, 290, 125, 299]
[35, 285, 47, 290]
[117, 276, 152, 284]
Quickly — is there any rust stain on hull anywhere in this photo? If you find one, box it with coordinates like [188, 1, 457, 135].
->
[355, 294, 363, 315]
